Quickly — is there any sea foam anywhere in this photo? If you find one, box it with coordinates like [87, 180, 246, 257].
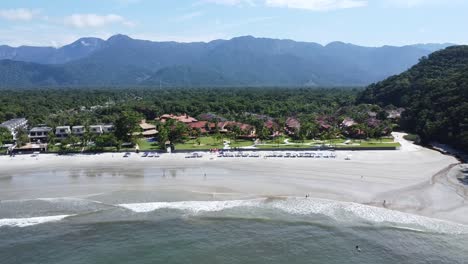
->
[119, 199, 263, 213]
[119, 197, 468, 234]
[269, 198, 468, 234]
[0, 215, 72, 228]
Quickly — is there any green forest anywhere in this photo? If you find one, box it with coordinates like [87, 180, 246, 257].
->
[359, 45, 468, 151]
[0, 87, 361, 127]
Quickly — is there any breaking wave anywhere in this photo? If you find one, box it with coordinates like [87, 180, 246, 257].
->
[119, 199, 264, 213]
[0, 215, 72, 228]
[118, 197, 468, 234]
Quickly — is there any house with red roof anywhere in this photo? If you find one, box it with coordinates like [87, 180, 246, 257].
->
[156, 114, 198, 124]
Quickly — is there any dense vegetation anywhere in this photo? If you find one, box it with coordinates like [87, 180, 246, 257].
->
[1, 87, 403, 152]
[359, 46, 468, 151]
[0, 87, 361, 127]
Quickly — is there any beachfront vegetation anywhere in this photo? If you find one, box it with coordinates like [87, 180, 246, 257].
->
[359, 46, 468, 151]
[0, 87, 358, 126]
[0, 127, 13, 145]
[0, 87, 404, 152]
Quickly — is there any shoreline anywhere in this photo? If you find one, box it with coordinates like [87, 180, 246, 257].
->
[1, 133, 467, 225]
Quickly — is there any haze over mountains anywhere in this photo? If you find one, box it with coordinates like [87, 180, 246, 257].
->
[0, 34, 454, 87]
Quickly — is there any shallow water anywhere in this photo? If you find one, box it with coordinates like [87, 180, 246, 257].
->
[1, 167, 468, 263]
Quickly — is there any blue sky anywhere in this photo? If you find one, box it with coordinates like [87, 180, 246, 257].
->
[0, 0, 467, 47]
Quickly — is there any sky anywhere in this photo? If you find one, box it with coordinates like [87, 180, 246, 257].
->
[0, 0, 467, 47]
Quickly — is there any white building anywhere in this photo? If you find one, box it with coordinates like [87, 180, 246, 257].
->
[72, 126, 85, 136]
[89, 125, 103, 134]
[0, 118, 28, 140]
[55, 126, 71, 139]
[102, 124, 114, 133]
[89, 124, 114, 134]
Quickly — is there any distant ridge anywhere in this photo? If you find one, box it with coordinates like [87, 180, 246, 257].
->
[0, 35, 456, 87]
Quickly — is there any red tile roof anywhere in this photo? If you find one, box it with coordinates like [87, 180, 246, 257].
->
[286, 117, 300, 129]
[157, 114, 198, 123]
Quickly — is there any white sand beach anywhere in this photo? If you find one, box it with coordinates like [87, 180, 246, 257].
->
[1, 132, 467, 224]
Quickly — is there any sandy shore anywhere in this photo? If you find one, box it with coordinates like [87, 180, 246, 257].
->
[1, 132, 467, 224]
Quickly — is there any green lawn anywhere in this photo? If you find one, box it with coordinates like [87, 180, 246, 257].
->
[137, 138, 160, 151]
[230, 139, 255, 148]
[256, 144, 317, 149]
[262, 136, 288, 144]
[335, 142, 401, 148]
[175, 136, 224, 150]
[174, 136, 255, 150]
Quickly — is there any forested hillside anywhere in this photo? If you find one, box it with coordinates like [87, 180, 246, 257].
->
[0, 35, 450, 87]
[358, 46, 468, 151]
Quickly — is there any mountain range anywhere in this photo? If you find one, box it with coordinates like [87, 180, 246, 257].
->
[0, 34, 455, 87]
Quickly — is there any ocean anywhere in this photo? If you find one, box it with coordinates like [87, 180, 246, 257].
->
[1, 192, 468, 264]
[1, 165, 467, 263]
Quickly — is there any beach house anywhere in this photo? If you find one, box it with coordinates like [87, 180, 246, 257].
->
[55, 126, 71, 139]
[72, 126, 85, 137]
[89, 125, 104, 134]
[29, 126, 53, 143]
[102, 125, 114, 133]
[138, 120, 158, 138]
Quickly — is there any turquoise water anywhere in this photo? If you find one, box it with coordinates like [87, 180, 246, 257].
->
[1, 195, 468, 264]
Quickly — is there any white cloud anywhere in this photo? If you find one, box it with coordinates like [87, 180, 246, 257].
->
[64, 14, 134, 28]
[203, 0, 366, 10]
[201, 0, 255, 6]
[382, 0, 463, 8]
[265, 0, 367, 11]
[0, 8, 40, 21]
[383, 0, 424, 7]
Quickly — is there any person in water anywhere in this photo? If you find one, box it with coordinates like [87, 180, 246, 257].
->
[356, 245, 361, 252]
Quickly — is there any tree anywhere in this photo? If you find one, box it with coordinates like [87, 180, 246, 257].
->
[94, 134, 118, 151]
[68, 135, 79, 151]
[47, 131, 56, 146]
[0, 127, 13, 145]
[115, 111, 143, 143]
[82, 126, 94, 148]
[16, 128, 29, 147]
[232, 125, 241, 142]
[168, 122, 188, 143]
[158, 126, 169, 150]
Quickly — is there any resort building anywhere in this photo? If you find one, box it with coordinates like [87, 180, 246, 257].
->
[138, 120, 158, 138]
[102, 125, 114, 133]
[387, 108, 405, 119]
[29, 126, 53, 143]
[72, 126, 85, 136]
[188, 121, 216, 134]
[0, 118, 28, 140]
[285, 117, 301, 135]
[219, 121, 256, 138]
[87, 124, 114, 134]
[89, 125, 104, 134]
[341, 118, 357, 128]
[55, 126, 71, 139]
[157, 114, 198, 124]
